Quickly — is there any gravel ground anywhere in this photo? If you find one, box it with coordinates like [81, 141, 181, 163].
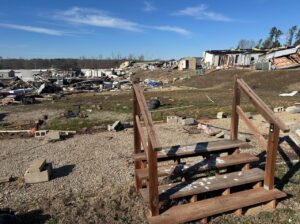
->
[0, 112, 299, 223]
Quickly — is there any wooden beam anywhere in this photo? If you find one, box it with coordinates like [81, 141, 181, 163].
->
[147, 137, 159, 216]
[133, 86, 142, 191]
[136, 115, 148, 160]
[237, 79, 289, 132]
[133, 84, 161, 151]
[230, 75, 240, 140]
[236, 105, 267, 150]
[264, 124, 280, 190]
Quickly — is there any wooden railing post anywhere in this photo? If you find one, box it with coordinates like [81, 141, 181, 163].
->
[133, 81, 142, 191]
[264, 123, 280, 190]
[230, 75, 240, 140]
[147, 136, 159, 216]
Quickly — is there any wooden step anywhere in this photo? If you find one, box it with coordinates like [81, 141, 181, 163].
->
[136, 153, 258, 181]
[133, 139, 248, 162]
[148, 188, 286, 224]
[140, 168, 264, 202]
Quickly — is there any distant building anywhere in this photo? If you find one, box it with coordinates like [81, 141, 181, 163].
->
[178, 57, 202, 70]
[203, 49, 266, 69]
[0, 70, 15, 79]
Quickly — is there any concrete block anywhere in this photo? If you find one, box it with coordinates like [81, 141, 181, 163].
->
[108, 120, 124, 131]
[217, 112, 227, 119]
[180, 118, 195, 126]
[27, 159, 46, 173]
[46, 131, 60, 141]
[24, 162, 52, 184]
[167, 116, 178, 124]
[35, 130, 47, 138]
[273, 107, 284, 113]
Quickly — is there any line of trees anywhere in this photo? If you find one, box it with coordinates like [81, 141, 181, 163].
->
[237, 25, 300, 49]
[0, 54, 151, 70]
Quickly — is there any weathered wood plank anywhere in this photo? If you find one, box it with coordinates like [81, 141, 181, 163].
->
[141, 168, 264, 202]
[148, 188, 286, 224]
[133, 84, 161, 151]
[230, 75, 240, 140]
[136, 153, 258, 181]
[133, 140, 248, 161]
[264, 124, 280, 190]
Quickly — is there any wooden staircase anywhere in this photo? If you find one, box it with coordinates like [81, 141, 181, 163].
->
[132, 77, 289, 223]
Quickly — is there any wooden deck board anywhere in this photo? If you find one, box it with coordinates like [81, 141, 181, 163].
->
[148, 188, 286, 224]
[133, 140, 248, 161]
[141, 168, 264, 202]
[136, 153, 258, 181]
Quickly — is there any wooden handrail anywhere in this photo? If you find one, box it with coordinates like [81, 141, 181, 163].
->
[133, 84, 162, 151]
[236, 105, 267, 150]
[135, 115, 149, 160]
[236, 78, 289, 132]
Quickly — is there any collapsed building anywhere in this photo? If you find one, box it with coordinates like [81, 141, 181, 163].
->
[203, 49, 267, 69]
[259, 45, 300, 70]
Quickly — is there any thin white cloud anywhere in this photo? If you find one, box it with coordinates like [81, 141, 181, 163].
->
[174, 4, 232, 22]
[143, 1, 156, 12]
[54, 7, 141, 32]
[53, 7, 190, 36]
[152, 26, 191, 36]
[0, 23, 64, 35]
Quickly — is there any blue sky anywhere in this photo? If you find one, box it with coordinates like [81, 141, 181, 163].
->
[0, 0, 299, 59]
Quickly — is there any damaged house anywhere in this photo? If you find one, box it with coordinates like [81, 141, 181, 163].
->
[178, 57, 202, 70]
[203, 49, 266, 69]
[259, 45, 300, 70]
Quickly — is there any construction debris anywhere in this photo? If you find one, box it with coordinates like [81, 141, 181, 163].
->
[217, 112, 227, 119]
[108, 120, 125, 132]
[46, 130, 61, 142]
[24, 159, 52, 184]
[274, 106, 285, 113]
[279, 91, 298, 97]
[286, 103, 300, 114]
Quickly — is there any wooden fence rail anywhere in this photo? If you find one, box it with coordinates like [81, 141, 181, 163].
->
[230, 76, 289, 190]
[133, 82, 161, 216]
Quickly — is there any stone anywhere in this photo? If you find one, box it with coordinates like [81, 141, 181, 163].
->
[180, 118, 195, 126]
[167, 116, 179, 124]
[217, 112, 227, 119]
[46, 131, 60, 141]
[273, 106, 284, 113]
[24, 160, 52, 184]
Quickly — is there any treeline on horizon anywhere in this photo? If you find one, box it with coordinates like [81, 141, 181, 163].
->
[0, 54, 153, 70]
[237, 25, 300, 49]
